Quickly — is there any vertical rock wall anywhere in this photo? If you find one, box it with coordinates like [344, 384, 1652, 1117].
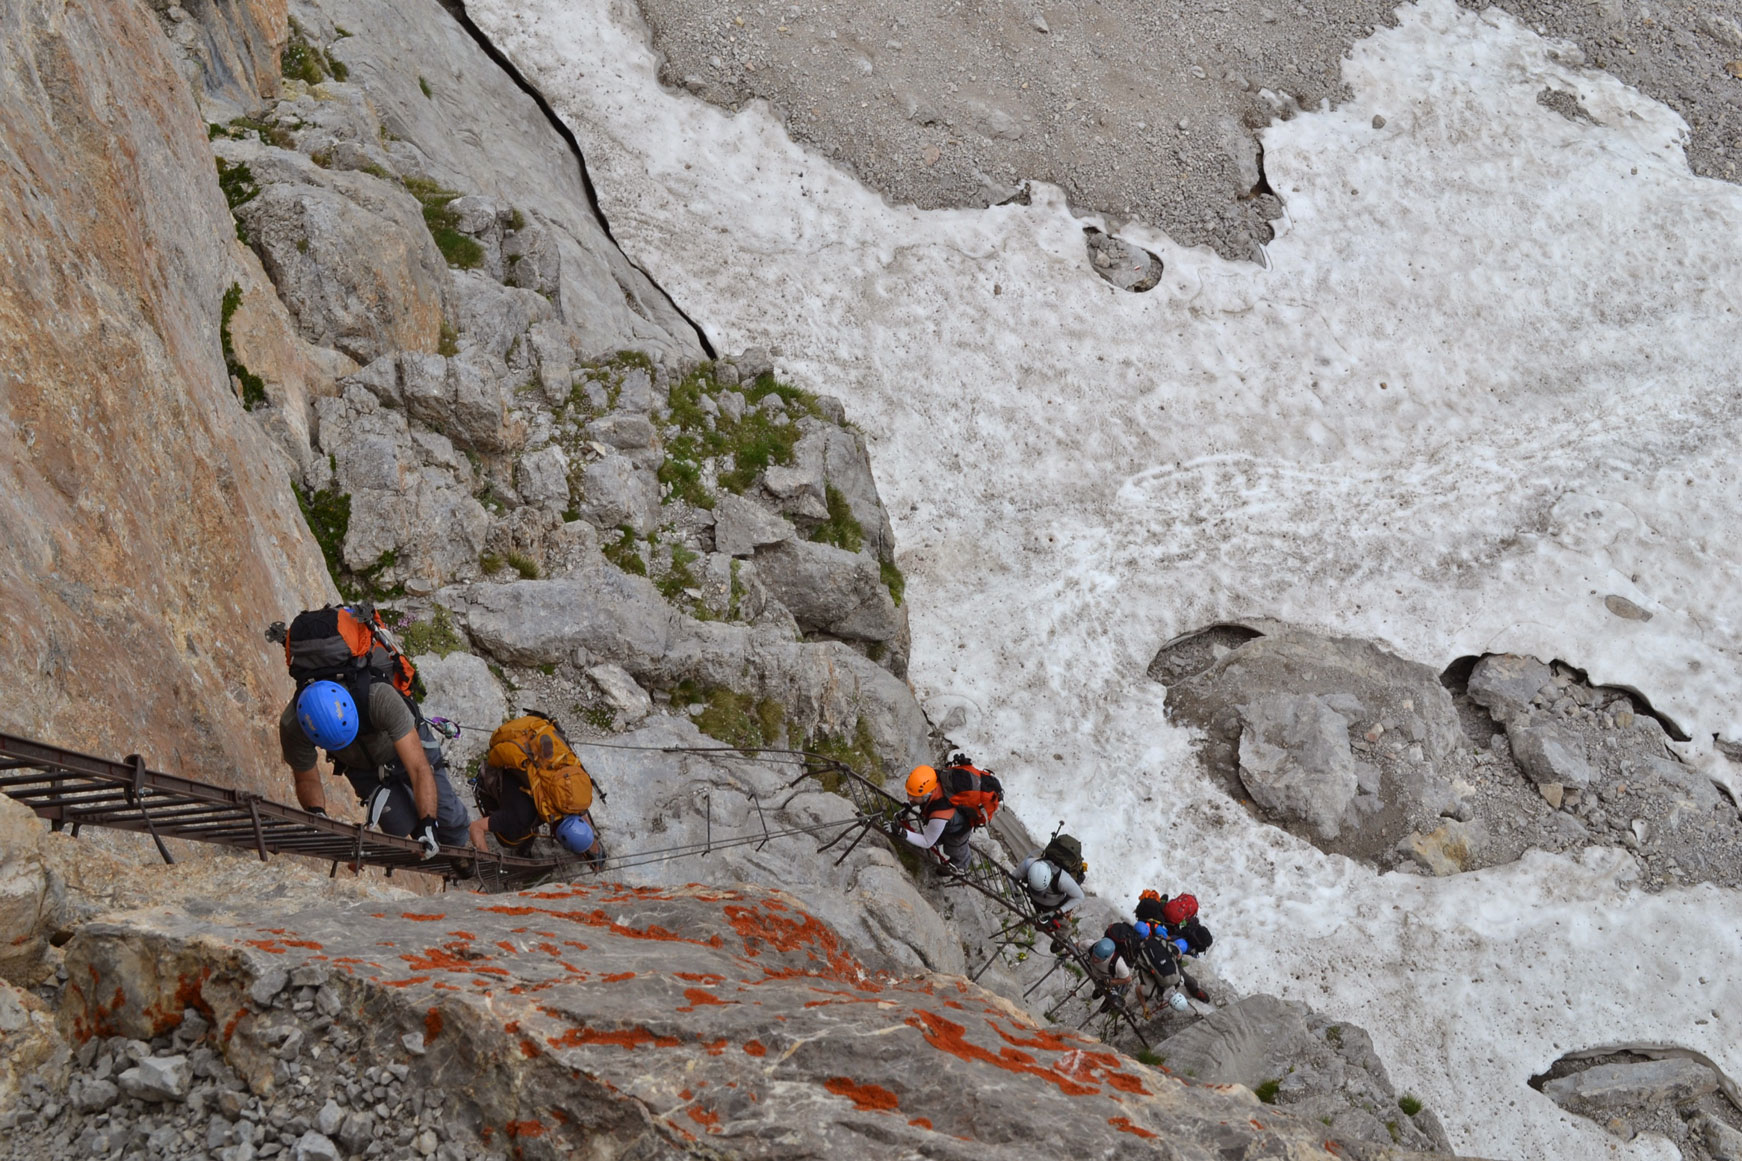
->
[0, 0, 332, 794]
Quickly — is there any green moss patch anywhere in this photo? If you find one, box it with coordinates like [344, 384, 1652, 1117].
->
[219, 284, 266, 410]
[672, 683, 787, 753]
[602, 526, 646, 577]
[810, 485, 863, 553]
[282, 19, 347, 84]
[403, 177, 485, 270]
[399, 605, 467, 657]
[295, 481, 350, 592]
[879, 559, 905, 606]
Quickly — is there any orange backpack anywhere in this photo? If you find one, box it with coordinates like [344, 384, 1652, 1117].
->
[486, 715, 594, 823]
[278, 605, 417, 698]
[937, 762, 1002, 828]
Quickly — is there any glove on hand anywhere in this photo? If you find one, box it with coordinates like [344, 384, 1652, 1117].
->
[414, 817, 440, 861]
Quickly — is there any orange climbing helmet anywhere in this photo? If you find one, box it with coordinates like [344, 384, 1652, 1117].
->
[905, 765, 938, 801]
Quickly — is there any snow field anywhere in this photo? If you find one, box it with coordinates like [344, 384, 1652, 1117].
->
[468, 0, 1742, 1156]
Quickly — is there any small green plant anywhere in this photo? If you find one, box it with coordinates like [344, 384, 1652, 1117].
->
[281, 19, 344, 84]
[807, 717, 886, 787]
[403, 177, 485, 269]
[219, 284, 267, 409]
[505, 552, 540, 580]
[437, 320, 460, 357]
[727, 559, 746, 620]
[879, 559, 905, 606]
[215, 158, 258, 242]
[602, 526, 646, 576]
[1397, 1094, 1422, 1117]
[656, 544, 700, 602]
[508, 208, 526, 231]
[670, 683, 785, 753]
[399, 605, 466, 658]
[418, 75, 433, 98]
[295, 482, 351, 591]
[1253, 1079, 1280, 1105]
[580, 704, 617, 732]
[351, 550, 405, 601]
[1386, 1120, 1401, 1143]
[479, 552, 505, 576]
[810, 485, 863, 553]
[657, 436, 714, 509]
[1134, 1050, 1164, 1067]
[1325, 1024, 1344, 1047]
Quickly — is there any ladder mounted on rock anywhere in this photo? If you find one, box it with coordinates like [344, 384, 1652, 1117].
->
[0, 732, 557, 888]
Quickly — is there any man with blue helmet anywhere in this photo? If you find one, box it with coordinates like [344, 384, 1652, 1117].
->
[280, 675, 469, 859]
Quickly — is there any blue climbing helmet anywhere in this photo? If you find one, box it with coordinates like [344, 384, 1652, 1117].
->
[1090, 938, 1116, 961]
[296, 680, 359, 750]
[1133, 922, 1152, 939]
[555, 814, 595, 855]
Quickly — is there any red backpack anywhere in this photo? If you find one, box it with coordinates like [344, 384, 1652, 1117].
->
[937, 761, 1002, 828]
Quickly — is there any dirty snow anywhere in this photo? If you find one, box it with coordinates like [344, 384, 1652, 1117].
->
[466, 0, 1742, 1155]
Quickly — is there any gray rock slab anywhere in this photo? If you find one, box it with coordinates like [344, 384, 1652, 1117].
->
[752, 538, 900, 644]
[1509, 722, 1594, 788]
[1467, 654, 1554, 726]
[1542, 1057, 1720, 1112]
[516, 444, 572, 509]
[713, 492, 795, 556]
[118, 1055, 192, 1102]
[586, 663, 653, 723]
[415, 651, 506, 772]
[1237, 694, 1358, 839]
[575, 452, 660, 534]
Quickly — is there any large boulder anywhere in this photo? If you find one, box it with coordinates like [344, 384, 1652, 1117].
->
[1542, 1057, 1720, 1115]
[439, 568, 930, 772]
[313, 387, 490, 589]
[51, 883, 1431, 1160]
[752, 538, 902, 647]
[224, 142, 450, 363]
[414, 650, 506, 772]
[1236, 695, 1360, 840]
[1163, 623, 1473, 859]
[574, 453, 660, 534]
[713, 492, 795, 557]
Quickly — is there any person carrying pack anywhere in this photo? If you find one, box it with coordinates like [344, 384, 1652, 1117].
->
[897, 753, 1003, 868]
[1135, 890, 1214, 1003]
[467, 713, 603, 862]
[272, 605, 469, 858]
[1085, 936, 1134, 1011]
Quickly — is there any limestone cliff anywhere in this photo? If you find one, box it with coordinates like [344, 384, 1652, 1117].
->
[0, 0, 332, 795]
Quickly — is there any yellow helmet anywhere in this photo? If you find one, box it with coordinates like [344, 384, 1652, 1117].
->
[905, 765, 938, 801]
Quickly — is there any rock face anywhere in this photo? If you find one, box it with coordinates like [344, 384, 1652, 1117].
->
[32, 880, 1460, 1160]
[1160, 623, 1472, 864]
[0, 0, 335, 800]
[1534, 1050, 1742, 1150]
[1158, 628, 1742, 889]
[1151, 995, 1451, 1153]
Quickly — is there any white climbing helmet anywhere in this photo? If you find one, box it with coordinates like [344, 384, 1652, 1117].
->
[1026, 860, 1055, 893]
[1169, 991, 1191, 1013]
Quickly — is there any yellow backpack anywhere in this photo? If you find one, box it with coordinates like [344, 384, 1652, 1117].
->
[485, 715, 594, 822]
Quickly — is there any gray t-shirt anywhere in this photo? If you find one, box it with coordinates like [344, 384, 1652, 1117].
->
[280, 682, 417, 772]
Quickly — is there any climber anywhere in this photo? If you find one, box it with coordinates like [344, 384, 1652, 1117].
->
[897, 765, 973, 867]
[466, 714, 603, 863]
[1135, 890, 1214, 1003]
[1013, 849, 1085, 943]
[1084, 936, 1134, 1006]
[281, 677, 469, 859]
[274, 605, 469, 859]
[896, 755, 1002, 868]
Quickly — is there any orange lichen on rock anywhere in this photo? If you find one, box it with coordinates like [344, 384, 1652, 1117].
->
[1109, 1116, 1157, 1139]
[425, 1009, 443, 1043]
[721, 903, 870, 987]
[601, 972, 636, 983]
[682, 988, 727, 1007]
[909, 1118, 932, 1129]
[823, 1077, 899, 1112]
[503, 1120, 545, 1139]
[401, 913, 446, 921]
[906, 1010, 1098, 1097]
[547, 1025, 682, 1050]
[743, 1040, 767, 1056]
